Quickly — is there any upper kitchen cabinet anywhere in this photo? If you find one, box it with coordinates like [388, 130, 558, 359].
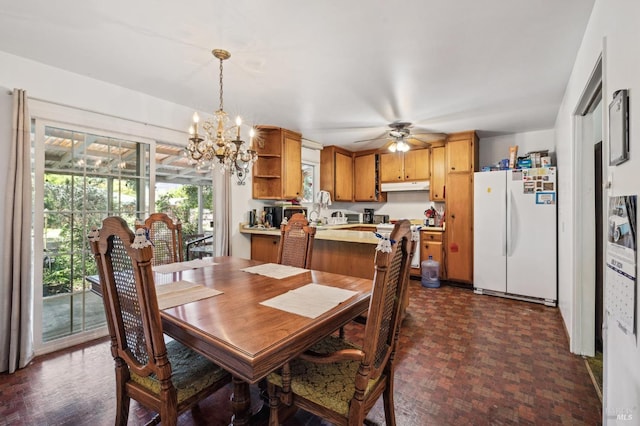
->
[430, 143, 446, 201]
[353, 151, 386, 202]
[320, 145, 354, 202]
[446, 131, 478, 173]
[252, 126, 302, 200]
[379, 148, 430, 183]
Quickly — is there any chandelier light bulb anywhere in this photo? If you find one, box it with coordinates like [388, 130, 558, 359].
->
[235, 116, 242, 138]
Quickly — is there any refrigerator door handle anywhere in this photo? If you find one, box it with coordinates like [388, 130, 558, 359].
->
[501, 187, 507, 257]
[506, 191, 513, 256]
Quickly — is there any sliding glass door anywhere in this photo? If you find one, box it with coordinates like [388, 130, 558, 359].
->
[35, 124, 151, 350]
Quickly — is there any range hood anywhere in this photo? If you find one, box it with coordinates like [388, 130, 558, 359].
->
[380, 180, 430, 192]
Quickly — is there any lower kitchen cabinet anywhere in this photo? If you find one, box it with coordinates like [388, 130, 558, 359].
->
[251, 234, 280, 263]
[420, 231, 445, 279]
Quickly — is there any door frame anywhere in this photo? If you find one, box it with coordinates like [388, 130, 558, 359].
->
[571, 55, 603, 356]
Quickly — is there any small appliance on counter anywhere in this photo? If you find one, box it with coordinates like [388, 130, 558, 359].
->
[345, 213, 363, 224]
[363, 208, 375, 224]
[372, 214, 389, 224]
[263, 205, 307, 228]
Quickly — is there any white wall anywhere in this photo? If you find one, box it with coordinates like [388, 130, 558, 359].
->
[478, 129, 556, 169]
[554, 0, 640, 422]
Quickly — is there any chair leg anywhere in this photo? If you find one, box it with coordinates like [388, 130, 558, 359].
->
[267, 381, 280, 426]
[382, 379, 396, 426]
[114, 362, 130, 426]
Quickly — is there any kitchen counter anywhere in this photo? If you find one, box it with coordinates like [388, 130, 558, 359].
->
[241, 223, 443, 243]
[240, 223, 379, 244]
[420, 226, 445, 232]
[242, 222, 443, 280]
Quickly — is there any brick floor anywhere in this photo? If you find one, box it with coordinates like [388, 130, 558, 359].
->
[0, 282, 602, 425]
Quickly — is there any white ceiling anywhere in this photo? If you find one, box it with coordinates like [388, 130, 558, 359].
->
[0, 0, 594, 150]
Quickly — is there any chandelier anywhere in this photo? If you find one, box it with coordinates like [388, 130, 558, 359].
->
[185, 49, 257, 185]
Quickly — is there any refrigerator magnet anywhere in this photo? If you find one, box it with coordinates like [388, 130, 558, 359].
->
[536, 192, 556, 205]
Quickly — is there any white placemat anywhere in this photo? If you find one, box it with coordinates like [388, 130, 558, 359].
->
[240, 263, 309, 279]
[153, 258, 218, 274]
[260, 283, 357, 318]
[156, 280, 222, 310]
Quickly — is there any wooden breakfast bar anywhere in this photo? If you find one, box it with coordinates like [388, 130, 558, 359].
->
[241, 224, 380, 279]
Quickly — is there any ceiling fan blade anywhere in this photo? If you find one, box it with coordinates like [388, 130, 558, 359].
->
[353, 136, 390, 144]
[406, 137, 431, 146]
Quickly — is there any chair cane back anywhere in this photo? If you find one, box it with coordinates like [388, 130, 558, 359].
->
[276, 213, 316, 269]
[136, 212, 184, 266]
[88, 216, 230, 426]
[267, 220, 414, 426]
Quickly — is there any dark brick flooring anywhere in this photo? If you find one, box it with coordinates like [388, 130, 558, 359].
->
[0, 282, 602, 425]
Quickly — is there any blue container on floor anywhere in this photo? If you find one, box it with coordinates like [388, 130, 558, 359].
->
[421, 256, 440, 288]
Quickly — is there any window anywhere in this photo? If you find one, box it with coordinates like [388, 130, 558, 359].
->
[301, 163, 315, 203]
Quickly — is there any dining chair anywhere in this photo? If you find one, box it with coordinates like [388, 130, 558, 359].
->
[266, 220, 414, 426]
[276, 212, 316, 268]
[88, 216, 231, 426]
[136, 212, 184, 266]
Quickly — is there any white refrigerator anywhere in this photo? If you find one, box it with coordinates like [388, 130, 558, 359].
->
[473, 168, 557, 306]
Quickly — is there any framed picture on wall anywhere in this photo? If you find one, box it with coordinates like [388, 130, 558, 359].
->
[609, 89, 629, 166]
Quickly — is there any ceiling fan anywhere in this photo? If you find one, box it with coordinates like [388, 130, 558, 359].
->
[353, 121, 445, 152]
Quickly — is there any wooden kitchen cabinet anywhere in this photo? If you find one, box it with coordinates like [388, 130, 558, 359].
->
[353, 151, 386, 202]
[380, 149, 430, 183]
[251, 234, 280, 263]
[320, 146, 354, 202]
[403, 148, 430, 180]
[430, 144, 446, 201]
[379, 152, 403, 182]
[443, 131, 478, 284]
[446, 131, 476, 173]
[445, 173, 473, 282]
[420, 231, 444, 279]
[252, 126, 302, 200]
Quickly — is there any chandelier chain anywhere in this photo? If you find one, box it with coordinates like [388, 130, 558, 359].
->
[218, 56, 224, 112]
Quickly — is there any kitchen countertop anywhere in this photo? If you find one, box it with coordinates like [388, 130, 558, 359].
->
[240, 223, 379, 244]
[240, 222, 444, 244]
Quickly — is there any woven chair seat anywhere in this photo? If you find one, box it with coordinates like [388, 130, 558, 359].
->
[130, 339, 230, 403]
[267, 336, 379, 416]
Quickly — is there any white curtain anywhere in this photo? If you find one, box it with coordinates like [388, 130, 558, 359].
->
[215, 171, 231, 256]
[1, 89, 34, 373]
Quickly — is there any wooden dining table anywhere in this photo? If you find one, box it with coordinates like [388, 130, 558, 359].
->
[152, 256, 373, 425]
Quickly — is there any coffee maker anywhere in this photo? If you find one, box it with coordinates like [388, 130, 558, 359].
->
[363, 208, 374, 224]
